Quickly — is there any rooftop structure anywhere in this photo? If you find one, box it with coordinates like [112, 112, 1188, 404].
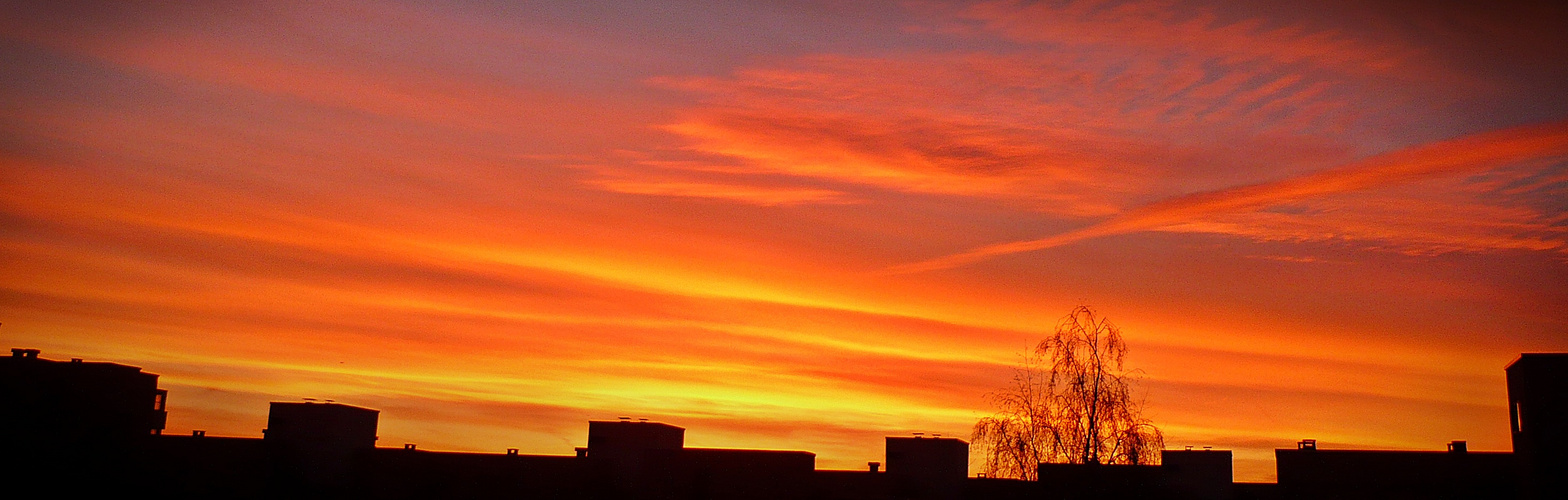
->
[264, 400, 380, 491]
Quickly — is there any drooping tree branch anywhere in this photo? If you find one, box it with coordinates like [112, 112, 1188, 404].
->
[972, 306, 1164, 479]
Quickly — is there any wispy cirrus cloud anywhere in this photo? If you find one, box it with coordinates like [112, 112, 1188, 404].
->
[586, 177, 857, 206]
[575, 162, 859, 206]
[632, 0, 1515, 219]
[959, 0, 1432, 77]
[1164, 190, 1568, 257]
[650, 49, 1361, 215]
[893, 120, 1568, 273]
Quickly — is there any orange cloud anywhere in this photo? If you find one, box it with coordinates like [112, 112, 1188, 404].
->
[578, 164, 860, 206]
[587, 178, 855, 206]
[895, 120, 1568, 272]
[652, 51, 1365, 218]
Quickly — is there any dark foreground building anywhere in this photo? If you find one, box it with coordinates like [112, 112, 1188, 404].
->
[1032, 449, 1232, 500]
[1507, 353, 1568, 500]
[5, 347, 1565, 499]
[1274, 439, 1515, 500]
[360, 417, 817, 500]
[886, 435, 969, 500]
[0, 347, 167, 442]
[0, 347, 168, 494]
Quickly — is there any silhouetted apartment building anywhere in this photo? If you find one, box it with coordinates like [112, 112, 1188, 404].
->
[1030, 448, 1235, 500]
[885, 435, 968, 500]
[573, 418, 817, 500]
[582, 417, 685, 497]
[0, 348, 168, 494]
[263, 401, 379, 492]
[1, 348, 167, 443]
[1274, 439, 1516, 500]
[1036, 461, 1162, 499]
[265, 401, 379, 447]
[1507, 353, 1568, 500]
[361, 445, 584, 499]
[812, 435, 992, 500]
[1162, 448, 1234, 500]
[812, 462, 897, 500]
[141, 432, 272, 498]
[658, 447, 817, 500]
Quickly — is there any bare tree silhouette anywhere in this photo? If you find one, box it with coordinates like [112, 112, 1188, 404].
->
[972, 305, 1164, 480]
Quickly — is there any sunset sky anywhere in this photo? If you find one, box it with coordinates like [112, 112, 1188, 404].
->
[3, 0, 1566, 482]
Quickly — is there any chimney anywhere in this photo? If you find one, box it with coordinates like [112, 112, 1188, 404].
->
[404, 443, 416, 451]
[1298, 439, 1317, 450]
[868, 462, 881, 473]
[576, 447, 589, 458]
[11, 348, 39, 359]
[1448, 440, 1467, 453]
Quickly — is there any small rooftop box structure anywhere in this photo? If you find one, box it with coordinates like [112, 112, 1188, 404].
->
[586, 418, 685, 455]
[264, 401, 379, 490]
[264, 401, 379, 449]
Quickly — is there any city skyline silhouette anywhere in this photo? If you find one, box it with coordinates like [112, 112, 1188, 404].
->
[3, 347, 1563, 499]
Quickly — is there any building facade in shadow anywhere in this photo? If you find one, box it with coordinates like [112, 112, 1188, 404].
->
[264, 401, 380, 493]
[1274, 439, 1515, 500]
[885, 435, 968, 500]
[0, 348, 167, 495]
[1507, 353, 1568, 500]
